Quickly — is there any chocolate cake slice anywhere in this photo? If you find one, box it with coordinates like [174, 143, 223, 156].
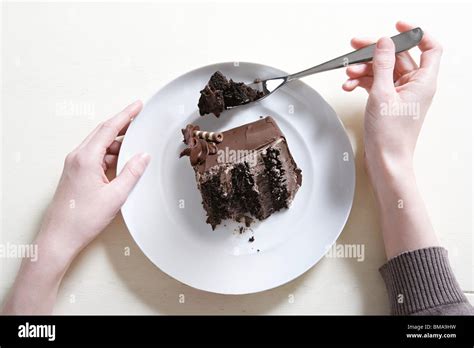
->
[198, 71, 265, 117]
[180, 117, 302, 229]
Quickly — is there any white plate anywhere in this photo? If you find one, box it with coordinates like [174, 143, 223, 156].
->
[117, 62, 355, 294]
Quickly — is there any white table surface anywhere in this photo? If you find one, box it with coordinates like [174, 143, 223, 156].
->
[1, 1, 472, 314]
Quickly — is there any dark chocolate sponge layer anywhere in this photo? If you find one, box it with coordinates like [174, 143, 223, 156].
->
[198, 71, 264, 117]
[181, 117, 302, 229]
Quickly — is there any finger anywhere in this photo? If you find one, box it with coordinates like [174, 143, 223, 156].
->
[394, 69, 417, 88]
[342, 77, 373, 92]
[87, 100, 142, 154]
[76, 116, 127, 152]
[357, 77, 374, 91]
[346, 64, 373, 78]
[371, 37, 396, 92]
[394, 51, 418, 76]
[77, 111, 130, 152]
[350, 37, 375, 50]
[396, 20, 442, 71]
[349, 38, 396, 83]
[109, 152, 151, 203]
[394, 22, 421, 73]
[351, 35, 418, 78]
[107, 138, 123, 156]
[76, 123, 102, 151]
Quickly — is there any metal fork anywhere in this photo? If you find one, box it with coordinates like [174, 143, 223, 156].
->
[227, 28, 423, 109]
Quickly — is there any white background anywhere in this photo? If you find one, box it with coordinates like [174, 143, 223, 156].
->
[1, 0, 472, 314]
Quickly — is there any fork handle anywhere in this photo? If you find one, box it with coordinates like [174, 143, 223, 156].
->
[287, 28, 424, 81]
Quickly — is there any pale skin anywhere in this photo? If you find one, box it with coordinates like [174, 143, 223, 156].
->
[2, 101, 151, 314]
[2, 21, 442, 314]
[342, 20, 442, 258]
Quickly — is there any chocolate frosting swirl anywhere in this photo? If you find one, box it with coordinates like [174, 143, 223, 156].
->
[179, 124, 218, 166]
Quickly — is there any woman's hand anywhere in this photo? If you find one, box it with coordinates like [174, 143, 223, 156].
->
[342, 21, 443, 175]
[2, 101, 150, 314]
[343, 21, 442, 259]
[38, 100, 151, 260]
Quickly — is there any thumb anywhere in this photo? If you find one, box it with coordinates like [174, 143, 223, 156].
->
[110, 152, 151, 202]
[372, 37, 396, 93]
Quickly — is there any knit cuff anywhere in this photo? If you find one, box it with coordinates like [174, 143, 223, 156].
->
[379, 247, 467, 315]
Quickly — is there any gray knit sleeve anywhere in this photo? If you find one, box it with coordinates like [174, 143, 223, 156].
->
[379, 247, 473, 315]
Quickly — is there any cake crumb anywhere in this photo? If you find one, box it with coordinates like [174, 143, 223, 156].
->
[236, 215, 254, 227]
[243, 215, 253, 227]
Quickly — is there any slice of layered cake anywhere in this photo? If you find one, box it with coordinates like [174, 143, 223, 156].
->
[180, 117, 302, 229]
[198, 71, 264, 117]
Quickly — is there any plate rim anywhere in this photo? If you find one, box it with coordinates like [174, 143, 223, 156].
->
[117, 61, 356, 295]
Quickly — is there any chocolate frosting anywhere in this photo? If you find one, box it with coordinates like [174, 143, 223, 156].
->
[179, 124, 218, 166]
[181, 117, 285, 173]
[180, 117, 290, 172]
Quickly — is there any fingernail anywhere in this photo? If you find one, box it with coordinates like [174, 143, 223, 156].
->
[399, 20, 414, 27]
[377, 37, 393, 49]
[128, 100, 142, 111]
[139, 152, 151, 164]
[346, 79, 356, 87]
